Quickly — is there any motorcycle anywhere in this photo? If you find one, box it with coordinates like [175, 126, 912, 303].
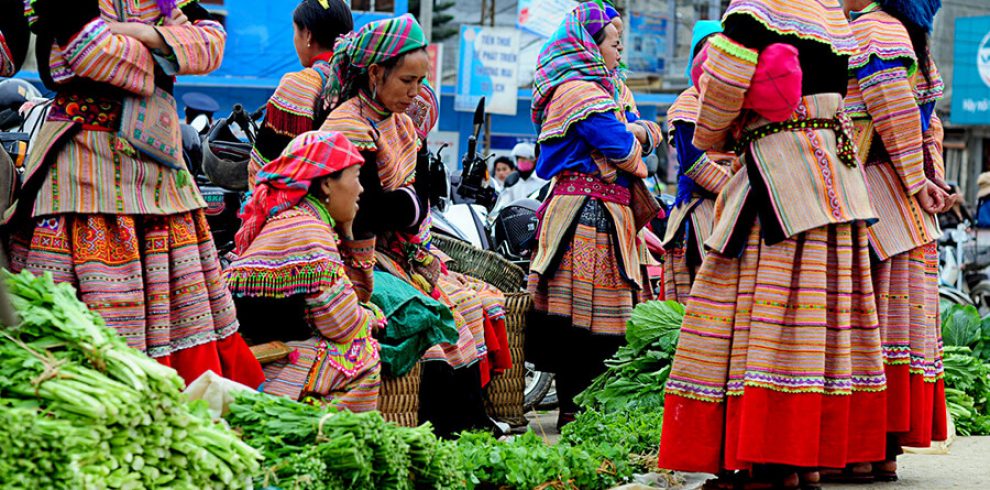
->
[183, 103, 263, 267]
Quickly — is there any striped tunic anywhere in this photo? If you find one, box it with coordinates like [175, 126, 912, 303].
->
[662, 87, 734, 255]
[321, 92, 420, 191]
[530, 80, 650, 289]
[845, 7, 943, 260]
[17, 0, 224, 218]
[695, 32, 875, 254]
[225, 200, 383, 409]
[248, 63, 333, 189]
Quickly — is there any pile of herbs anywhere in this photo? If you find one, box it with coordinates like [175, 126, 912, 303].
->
[226, 390, 644, 490]
[941, 304, 990, 435]
[226, 390, 465, 490]
[0, 270, 261, 488]
[575, 300, 683, 411]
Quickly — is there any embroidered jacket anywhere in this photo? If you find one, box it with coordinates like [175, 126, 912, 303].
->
[225, 198, 382, 400]
[248, 62, 334, 189]
[691, 0, 876, 254]
[845, 4, 944, 260]
[662, 86, 735, 257]
[15, 0, 224, 219]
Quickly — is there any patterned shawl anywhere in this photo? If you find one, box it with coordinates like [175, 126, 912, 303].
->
[327, 14, 428, 103]
[531, 1, 618, 133]
[236, 131, 364, 253]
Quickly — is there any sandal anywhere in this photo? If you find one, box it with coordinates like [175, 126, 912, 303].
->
[799, 470, 822, 490]
[819, 463, 875, 484]
[873, 460, 898, 482]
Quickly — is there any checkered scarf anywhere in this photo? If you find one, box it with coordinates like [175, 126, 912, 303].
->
[531, 1, 619, 132]
[236, 131, 364, 253]
[328, 14, 428, 106]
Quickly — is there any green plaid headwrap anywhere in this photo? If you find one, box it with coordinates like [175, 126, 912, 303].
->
[328, 14, 428, 102]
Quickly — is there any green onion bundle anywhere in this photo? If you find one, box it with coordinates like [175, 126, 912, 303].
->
[0, 270, 261, 488]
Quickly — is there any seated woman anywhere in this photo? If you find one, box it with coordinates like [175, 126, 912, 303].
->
[320, 14, 503, 436]
[225, 131, 385, 412]
[526, 2, 663, 428]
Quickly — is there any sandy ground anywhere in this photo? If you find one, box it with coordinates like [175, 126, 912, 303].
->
[528, 412, 990, 489]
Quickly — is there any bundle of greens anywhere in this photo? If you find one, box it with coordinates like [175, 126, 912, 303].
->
[455, 431, 631, 490]
[940, 304, 990, 435]
[0, 270, 261, 488]
[226, 390, 465, 490]
[942, 346, 990, 436]
[576, 301, 683, 411]
[561, 400, 665, 472]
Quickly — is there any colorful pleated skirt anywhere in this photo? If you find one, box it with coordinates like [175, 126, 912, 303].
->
[528, 199, 639, 337]
[872, 242, 948, 448]
[10, 210, 265, 387]
[659, 220, 887, 473]
[662, 198, 716, 303]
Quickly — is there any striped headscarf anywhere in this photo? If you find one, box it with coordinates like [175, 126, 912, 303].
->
[236, 131, 364, 253]
[328, 14, 428, 106]
[531, 1, 619, 132]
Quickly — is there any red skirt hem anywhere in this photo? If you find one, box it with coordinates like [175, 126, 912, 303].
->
[659, 387, 887, 473]
[154, 333, 265, 388]
[885, 364, 948, 447]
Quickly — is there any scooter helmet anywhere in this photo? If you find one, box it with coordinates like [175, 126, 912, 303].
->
[0, 79, 41, 113]
[202, 116, 251, 191]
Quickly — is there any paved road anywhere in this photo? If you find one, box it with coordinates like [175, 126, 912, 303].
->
[528, 412, 990, 489]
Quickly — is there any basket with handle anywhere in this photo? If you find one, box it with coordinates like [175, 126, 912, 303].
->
[431, 235, 530, 428]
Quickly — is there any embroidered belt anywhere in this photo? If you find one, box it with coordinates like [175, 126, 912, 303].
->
[552, 171, 631, 206]
[736, 115, 858, 168]
[48, 91, 122, 131]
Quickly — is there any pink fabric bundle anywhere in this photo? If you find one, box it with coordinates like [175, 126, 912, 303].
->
[692, 42, 803, 123]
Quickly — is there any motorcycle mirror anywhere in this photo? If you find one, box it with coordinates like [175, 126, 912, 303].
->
[473, 97, 486, 126]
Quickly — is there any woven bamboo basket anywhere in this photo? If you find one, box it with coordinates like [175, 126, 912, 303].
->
[431, 234, 526, 293]
[484, 291, 531, 428]
[378, 362, 422, 427]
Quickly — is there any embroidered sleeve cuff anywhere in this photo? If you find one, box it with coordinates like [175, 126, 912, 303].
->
[339, 237, 377, 270]
[0, 32, 13, 77]
[685, 153, 733, 195]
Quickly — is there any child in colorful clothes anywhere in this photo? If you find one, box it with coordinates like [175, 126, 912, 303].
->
[9, 0, 264, 387]
[320, 14, 503, 437]
[247, 0, 354, 189]
[0, 0, 29, 77]
[657, 1, 889, 488]
[839, 0, 954, 482]
[661, 21, 737, 303]
[526, 2, 663, 429]
[225, 131, 384, 412]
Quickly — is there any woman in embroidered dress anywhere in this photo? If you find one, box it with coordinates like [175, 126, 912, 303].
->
[225, 131, 383, 411]
[838, 0, 951, 482]
[247, 0, 353, 189]
[0, 0, 29, 78]
[661, 21, 736, 303]
[657, 1, 894, 488]
[607, 7, 665, 303]
[9, 0, 264, 387]
[526, 2, 663, 429]
[320, 14, 501, 436]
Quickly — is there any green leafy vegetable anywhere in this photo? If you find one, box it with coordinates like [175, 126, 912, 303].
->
[576, 301, 683, 411]
[0, 270, 260, 488]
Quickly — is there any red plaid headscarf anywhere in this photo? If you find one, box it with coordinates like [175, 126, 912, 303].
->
[236, 131, 364, 253]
